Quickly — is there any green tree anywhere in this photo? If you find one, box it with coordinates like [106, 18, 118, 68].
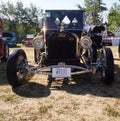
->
[108, 3, 120, 32]
[0, 1, 16, 31]
[78, 0, 107, 25]
[0, 0, 41, 35]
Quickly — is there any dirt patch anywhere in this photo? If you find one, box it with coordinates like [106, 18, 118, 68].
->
[0, 45, 120, 121]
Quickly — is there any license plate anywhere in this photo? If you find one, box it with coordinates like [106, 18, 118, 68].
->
[52, 68, 71, 78]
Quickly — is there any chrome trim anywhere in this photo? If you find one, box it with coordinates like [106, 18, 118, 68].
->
[27, 63, 93, 77]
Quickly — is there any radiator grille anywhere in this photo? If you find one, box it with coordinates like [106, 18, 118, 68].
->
[47, 32, 77, 61]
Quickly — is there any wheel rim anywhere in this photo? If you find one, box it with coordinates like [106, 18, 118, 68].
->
[101, 49, 107, 67]
[101, 67, 106, 78]
[16, 55, 33, 81]
[16, 55, 26, 81]
[88, 48, 93, 64]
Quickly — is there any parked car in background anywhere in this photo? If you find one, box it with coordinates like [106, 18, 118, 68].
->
[23, 34, 34, 47]
[102, 37, 112, 46]
[0, 18, 9, 61]
[3, 32, 17, 47]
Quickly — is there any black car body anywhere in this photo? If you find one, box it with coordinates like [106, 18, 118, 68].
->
[34, 10, 84, 65]
[6, 10, 114, 87]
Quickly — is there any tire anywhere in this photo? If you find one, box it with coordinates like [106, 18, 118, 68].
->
[34, 49, 40, 64]
[34, 49, 37, 63]
[1, 42, 9, 61]
[101, 48, 114, 85]
[92, 43, 97, 62]
[7, 49, 27, 87]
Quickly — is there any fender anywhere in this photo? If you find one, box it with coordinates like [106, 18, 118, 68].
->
[0, 38, 6, 58]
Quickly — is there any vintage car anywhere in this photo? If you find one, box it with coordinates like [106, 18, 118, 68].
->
[0, 18, 9, 61]
[7, 10, 114, 87]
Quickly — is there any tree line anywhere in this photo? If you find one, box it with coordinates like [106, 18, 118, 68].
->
[0, 1, 41, 41]
[78, 0, 120, 33]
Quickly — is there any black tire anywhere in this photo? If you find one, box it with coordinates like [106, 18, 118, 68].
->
[34, 49, 38, 64]
[92, 43, 97, 62]
[34, 48, 37, 63]
[101, 48, 114, 85]
[7, 49, 27, 87]
[1, 42, 9, 61]
[34, 49, 40, 64]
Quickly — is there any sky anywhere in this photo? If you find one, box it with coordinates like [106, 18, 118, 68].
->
[2, 0, 119, 10]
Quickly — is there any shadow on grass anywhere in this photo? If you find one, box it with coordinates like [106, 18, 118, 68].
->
[9, 44, 22, 48]
[114, 58, 120, 61]
[0, 62, 50, 98]
[1, 60, 120, 98]
[50, 63, 120, 98]
[12, 82, 51, 98]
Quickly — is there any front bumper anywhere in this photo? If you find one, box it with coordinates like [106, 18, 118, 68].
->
[28, 62, 94, 78]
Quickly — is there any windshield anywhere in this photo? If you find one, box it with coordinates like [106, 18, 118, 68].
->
[45, 10, 84, 30]
[3, 32, 13, 37]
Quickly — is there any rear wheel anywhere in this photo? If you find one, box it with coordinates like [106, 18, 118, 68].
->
[100, 48, 114, 85]
[7, 49, 28, 87]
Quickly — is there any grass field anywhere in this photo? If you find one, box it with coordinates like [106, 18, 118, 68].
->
[0, 45, 120, 121]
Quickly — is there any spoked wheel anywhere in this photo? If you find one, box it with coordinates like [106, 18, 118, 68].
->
[2, 42, 9, 61]
[7, 49, 31, 87]
[87, 47, 93, 65]
[100, 48, 114, 85]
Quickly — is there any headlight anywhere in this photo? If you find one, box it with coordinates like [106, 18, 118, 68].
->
[32, 36, 44, 49]
[80, 36, 92, 49]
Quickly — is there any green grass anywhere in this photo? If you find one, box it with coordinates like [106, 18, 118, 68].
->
[104, 104, 120, 117]
[0, 46, 120, 121]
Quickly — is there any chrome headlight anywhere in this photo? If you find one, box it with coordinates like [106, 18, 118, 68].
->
[32, 36, 44, 49]
[80, 36, 92, 49]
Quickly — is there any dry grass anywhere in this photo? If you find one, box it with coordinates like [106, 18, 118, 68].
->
[0, 44, 120, 121]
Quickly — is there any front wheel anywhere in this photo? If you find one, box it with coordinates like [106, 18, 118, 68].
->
[100, 48, 114, 85]
[7, 49, 28, 87]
